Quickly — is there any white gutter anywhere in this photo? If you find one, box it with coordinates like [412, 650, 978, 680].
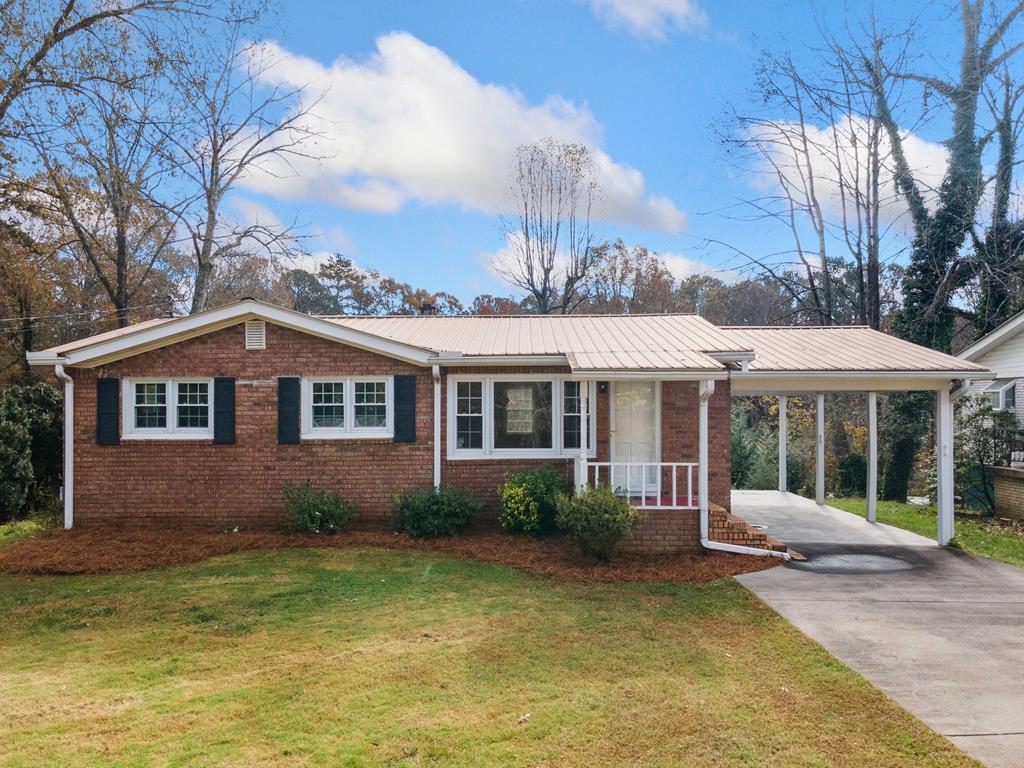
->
[432, 365, 441, 488]
[696, 377, 790, 560]
[950, 378, 973, 401]
[54, 364, 74, 529]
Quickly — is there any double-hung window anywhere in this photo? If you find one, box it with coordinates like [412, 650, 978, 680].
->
[448, 376, 595, 458]
[302, 377, 393, 439]
[123, 379, 213, 439]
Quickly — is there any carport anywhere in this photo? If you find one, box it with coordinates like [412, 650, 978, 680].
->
[724, 327, 991, 546]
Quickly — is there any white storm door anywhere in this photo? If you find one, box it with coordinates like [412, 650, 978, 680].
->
[610, 381, 657, 494]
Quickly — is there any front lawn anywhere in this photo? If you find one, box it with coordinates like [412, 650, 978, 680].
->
[830, 497, 1024, 568]
[0, 547, 977, 767]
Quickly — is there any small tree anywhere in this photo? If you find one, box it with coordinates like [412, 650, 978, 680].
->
[0, 391, 33, 521]
[956, 395, 1016, 514]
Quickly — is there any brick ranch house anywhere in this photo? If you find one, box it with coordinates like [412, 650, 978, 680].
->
[27, 300, 989, 557]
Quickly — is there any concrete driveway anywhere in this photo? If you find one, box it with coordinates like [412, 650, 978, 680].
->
[734, 490, 1024, 768]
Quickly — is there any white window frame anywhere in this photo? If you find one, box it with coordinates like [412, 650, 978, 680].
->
[301, 376, 394, 440]
[446, 374, 597, 460]
[986, 379, 1017, 412]
[122, 378, 215, 440]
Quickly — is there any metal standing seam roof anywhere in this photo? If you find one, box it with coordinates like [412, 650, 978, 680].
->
[720, 326, 989, 373]
[327, 314, 750, 371]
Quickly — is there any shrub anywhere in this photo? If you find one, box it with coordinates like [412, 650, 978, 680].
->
[282, 481, 353, 533]
[394, 485, 483, 538]
[497, 465, 567, 536]
[0, 381, 62, 522]
[555, 484, 640, 561]
[0, 394, 33, 523]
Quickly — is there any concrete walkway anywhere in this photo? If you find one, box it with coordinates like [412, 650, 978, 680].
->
[734, 490, 1024, 768]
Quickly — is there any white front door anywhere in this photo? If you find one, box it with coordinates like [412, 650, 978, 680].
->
[610, 381, 657, 493]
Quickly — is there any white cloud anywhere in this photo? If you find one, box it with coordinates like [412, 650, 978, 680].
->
[242, 32, 685, 233]
[582, 0, 708, 39]
[748, 116, 949, 226]
[660, 252, 740, 282]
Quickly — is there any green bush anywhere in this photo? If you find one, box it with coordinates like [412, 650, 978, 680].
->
[394, 485, 483, 538]
[0, 394, 33, 522]
[282, 481, 353, 533]
[555, 484, 641, 561]
[497, 465, 568, 536]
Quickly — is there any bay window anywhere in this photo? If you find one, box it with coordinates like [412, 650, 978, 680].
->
[447, 376, 595, 458]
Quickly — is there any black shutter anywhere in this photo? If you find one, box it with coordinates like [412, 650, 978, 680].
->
[213, 377, 235, 445]
[96, 377, 120, 445]
[277, 377, 300, 444]
[393, 375, 416, 443]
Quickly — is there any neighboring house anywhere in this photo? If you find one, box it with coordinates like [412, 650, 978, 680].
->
[958, 311, 1024, 425]
[958, 312, 1024, 519]
[28, 300, 987, 554]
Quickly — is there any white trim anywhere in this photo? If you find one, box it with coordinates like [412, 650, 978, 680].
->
[300, 376, 394, 440]
[28, 300, 434, 368]
[121, 378, 215, 440]
[445, 374, 597, 460]
[730, 372, 987, 393]
[54, 365, 74, 529]
[958, 308, 1024, 361]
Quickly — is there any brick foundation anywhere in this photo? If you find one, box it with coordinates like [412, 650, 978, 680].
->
[992, 465, 1024, 520]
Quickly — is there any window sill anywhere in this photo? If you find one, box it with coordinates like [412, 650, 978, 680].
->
[300, 430, 394, 441]
[122, 431, 214, 441]
[446, 449, 596, 461]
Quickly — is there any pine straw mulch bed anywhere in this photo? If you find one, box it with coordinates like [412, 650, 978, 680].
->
[0, 526, 780, 582]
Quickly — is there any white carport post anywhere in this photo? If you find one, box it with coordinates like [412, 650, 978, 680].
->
[867, 392, 878, 523]
[815, 393, 825, 504]
[778, 394, 787, 493]
[936, 387, 955, 546]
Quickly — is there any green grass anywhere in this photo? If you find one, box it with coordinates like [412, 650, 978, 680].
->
[830, 497, 1024, 568]
[0, 519, 49, 548]
[0, 547, 978, 767]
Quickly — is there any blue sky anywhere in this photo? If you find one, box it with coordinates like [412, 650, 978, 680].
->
[230, 0, 962, 302]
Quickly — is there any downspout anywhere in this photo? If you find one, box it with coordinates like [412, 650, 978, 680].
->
[950, 379, 971, 402]
[698, 377, 789, 560]
[54, 364, 74, 529]
[432, 365, 441, 489]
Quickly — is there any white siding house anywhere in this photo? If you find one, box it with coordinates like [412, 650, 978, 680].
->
[959, 312, 1024, 425]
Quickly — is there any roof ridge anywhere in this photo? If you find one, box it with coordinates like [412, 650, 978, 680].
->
[721, 325, 872, 330]
[322, 312, 701, 319]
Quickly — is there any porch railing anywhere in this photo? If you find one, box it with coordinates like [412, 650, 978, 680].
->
[580, 461, 698, 510]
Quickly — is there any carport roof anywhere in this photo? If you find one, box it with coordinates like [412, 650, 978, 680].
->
[721, 326, 988, 375]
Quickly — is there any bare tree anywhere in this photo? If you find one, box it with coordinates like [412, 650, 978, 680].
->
[497, 139, 601, 314]
[163, 3, 323, 313]
[28, 43, 184, 326]
[584, 240, 680, 313]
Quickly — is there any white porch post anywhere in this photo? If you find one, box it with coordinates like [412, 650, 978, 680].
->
[936, 387, 955, 546]
[698, 379, 715, 540]
[815, 393, 826, 504]
[778, 394, 788, 493]
[577, 380, 589, 493]
[867, 391, 878, 523]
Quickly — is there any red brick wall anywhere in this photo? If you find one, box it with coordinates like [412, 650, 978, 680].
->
[69, 321, 732, 549]
[72, 322, 434, 528]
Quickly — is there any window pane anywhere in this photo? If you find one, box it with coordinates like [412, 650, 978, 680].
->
[134, 383, 166, 428]
[176, 382, 209, 429]
[354, 381, 387, 428]
[562, 381, 592, 450]
[1006, 385, 1016, 409]
[312, 381, 345, 428]
[494, 381, 552, 450]
[456, 381, 483, 449]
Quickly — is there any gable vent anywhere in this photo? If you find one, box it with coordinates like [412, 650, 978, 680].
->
[244, 319, 266, 350]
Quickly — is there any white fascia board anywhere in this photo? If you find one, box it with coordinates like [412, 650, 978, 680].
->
[26, 352, 68, 366]
[730, 371, 993, 393]
[568, 369, 728, 380]
[52, 301, 434, 367]
[958, 309, 1024, 361]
